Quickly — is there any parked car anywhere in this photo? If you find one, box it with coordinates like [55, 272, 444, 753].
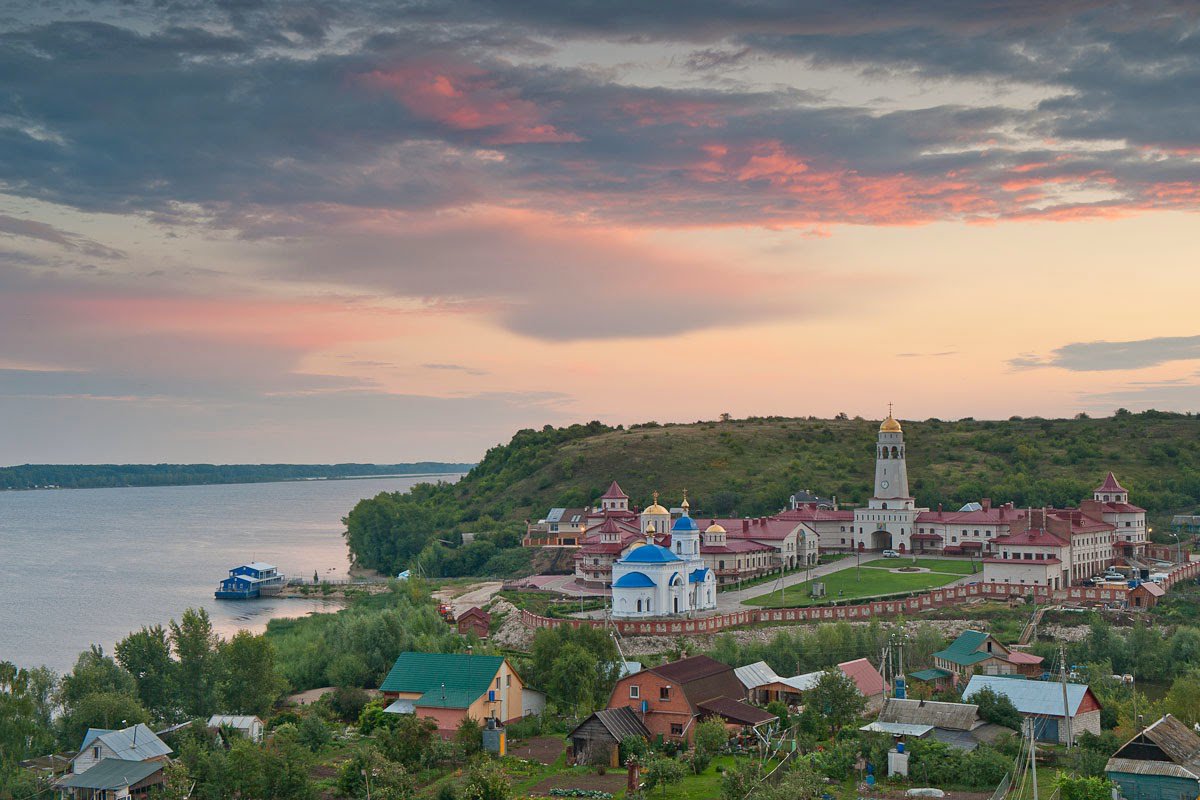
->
[882, 549, 901, 558]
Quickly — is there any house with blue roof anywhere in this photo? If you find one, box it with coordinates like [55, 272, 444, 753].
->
[611, 497, 716, 618]
[59, 723, 172, 798]
[963, 674, 1102, 744]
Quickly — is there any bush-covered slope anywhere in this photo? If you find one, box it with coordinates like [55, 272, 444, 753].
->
[345, 411, 1200, 577]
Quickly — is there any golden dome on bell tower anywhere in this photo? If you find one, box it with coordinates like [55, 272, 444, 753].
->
[879, 403, 902, 433]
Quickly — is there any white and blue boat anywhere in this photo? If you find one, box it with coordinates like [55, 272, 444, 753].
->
[215, 562, 286, 599]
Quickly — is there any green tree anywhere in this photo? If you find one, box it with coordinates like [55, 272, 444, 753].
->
[0, 662, 56, 773]
[170, 608, 221, 717]
[378, 714, 437, 769]
[60, 692, 150, 747]
[115, 625, 177, 719]
[219, 630, 284, 715]
[462, 759, 511, 800]
[692, 718, 728, 773]
[721, 759, 764, 800]
[338, 745, 414, 800]
[456, 716, 483, 757]
[297, 713, 331, 752]
[1166, 676, 1200, 726]
[972, 686, 1022, 730]
[59, 647, 136, 708]
[752, 763, 823, 800]
[1053, 773, 1115, 800]
[807, 668, 866, 735]
[644, 756, 686, 798]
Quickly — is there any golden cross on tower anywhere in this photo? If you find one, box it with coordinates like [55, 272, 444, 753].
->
[652, 490, 659, 505]
[888, 401, 893, 418]
[681, 488, 689, 509]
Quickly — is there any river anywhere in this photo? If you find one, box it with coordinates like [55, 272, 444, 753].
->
[0, 475, 460, 673]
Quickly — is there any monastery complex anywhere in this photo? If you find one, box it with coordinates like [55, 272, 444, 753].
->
[524, 411, 1149, 617]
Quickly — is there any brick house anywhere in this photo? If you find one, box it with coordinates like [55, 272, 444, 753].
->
[456, 607, 491, 638]
[606, 655, 775, 745]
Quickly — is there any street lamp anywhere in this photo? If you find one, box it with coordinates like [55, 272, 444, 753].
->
[1170, 531, 1181, 565]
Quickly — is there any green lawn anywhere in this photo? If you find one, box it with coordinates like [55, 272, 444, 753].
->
[860, 557, 982, 575]
[743, 565, 962, 608]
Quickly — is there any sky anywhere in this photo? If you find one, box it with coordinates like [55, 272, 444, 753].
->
[2, 1, 1200, 464]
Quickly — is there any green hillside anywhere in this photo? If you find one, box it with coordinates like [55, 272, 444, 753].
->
[344, 411, 1200, 577]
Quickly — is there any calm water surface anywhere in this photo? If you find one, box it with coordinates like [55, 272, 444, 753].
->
[0, 475, 459, 673]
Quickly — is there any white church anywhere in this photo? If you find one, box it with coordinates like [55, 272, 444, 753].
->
[610, 498, 717, 618]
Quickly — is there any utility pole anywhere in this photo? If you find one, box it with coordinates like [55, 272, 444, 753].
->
[897, 634, 906, 699]
[1059, 643, 1073, 749]
[1028, 718, 1039, 800]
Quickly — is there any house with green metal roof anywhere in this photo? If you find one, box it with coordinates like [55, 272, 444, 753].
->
[58, 758, 165, 798]
[379, 652, 539, 735]
[932, 630, 1043, 682]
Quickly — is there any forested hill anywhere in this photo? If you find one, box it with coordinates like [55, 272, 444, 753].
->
[343, 411, 1200, 577]
[0, 462, 474, 490]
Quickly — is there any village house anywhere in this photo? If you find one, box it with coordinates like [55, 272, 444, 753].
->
[963, 675, 1102, 744]
[606, 655, 775, 745]
[931, 630, 1044, 683]
[58, 724, 172, 799]
[732, 658, 887, 712]
[523, 506, 589, 547]
[456, 607, 491, 638]
[861, 697, 1011, 751]
[1106, 714, 1200, 800]
[567, 707, 652, 767]
[378, 652, 536, 736]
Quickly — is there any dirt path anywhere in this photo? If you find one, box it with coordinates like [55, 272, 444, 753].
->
[433, 580, 504, 617]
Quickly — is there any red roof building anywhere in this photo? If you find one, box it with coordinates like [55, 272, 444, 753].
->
[606, 656, 775, 744]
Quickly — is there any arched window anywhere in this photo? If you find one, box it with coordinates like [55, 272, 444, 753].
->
[880, 448, 889, 459]
[636, 599, 642, 612]
[891, 446, 899, 458]
[882, 502, 888, 510]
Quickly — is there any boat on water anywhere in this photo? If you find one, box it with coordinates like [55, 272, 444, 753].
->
[215, 562, 286, 599]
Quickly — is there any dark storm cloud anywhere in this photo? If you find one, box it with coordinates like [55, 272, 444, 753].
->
[1010, 336, 1200, 372]
[4, 1, 1200, 236]
[2, 2, 1200, 297]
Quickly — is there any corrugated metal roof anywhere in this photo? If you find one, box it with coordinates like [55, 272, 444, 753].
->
[910, 668, 954, 682]
[1107, 714, 1200, 778]
[963, 675, 1089, 717]
[60, 758, 162, 790]
[208, 715, 261, 729]
[879, 698, 980, 732]
[86, 724, 171, 762]
[1106, 757, 1199, 780]
[933, 630, 993, 666]
[593, 707, 651, 741]
[839, 658, 886, 697]
[379, 652, 505, 704]
[861, 721, 934, 736]
[698, 697, 777, 726]
[383, 699, 415, 715]
[734, 661, 780, 690]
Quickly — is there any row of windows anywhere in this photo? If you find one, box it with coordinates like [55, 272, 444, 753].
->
[629, 685, 671, 701]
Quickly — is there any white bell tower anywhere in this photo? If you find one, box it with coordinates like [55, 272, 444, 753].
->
[873, 403, 910, 501]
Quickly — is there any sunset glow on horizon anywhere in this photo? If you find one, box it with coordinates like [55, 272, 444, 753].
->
[3, 2, 1200, 463]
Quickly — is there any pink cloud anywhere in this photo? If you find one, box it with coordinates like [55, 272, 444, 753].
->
[360, 64, 582, 145]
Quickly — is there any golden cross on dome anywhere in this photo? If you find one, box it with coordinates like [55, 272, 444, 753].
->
[888, 401, 893, 418]
[652, 490, 659, 505]
[681, 488, 689, 508]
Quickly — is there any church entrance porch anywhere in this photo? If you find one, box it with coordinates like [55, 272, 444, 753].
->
[870, 530, 892, 550]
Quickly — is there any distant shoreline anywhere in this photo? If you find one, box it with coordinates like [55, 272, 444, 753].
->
[0, 464, 473, 492]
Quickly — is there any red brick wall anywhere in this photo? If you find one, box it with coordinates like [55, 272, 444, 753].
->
[609, 672, 696, 744]
[520, 563, 1200, 637]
